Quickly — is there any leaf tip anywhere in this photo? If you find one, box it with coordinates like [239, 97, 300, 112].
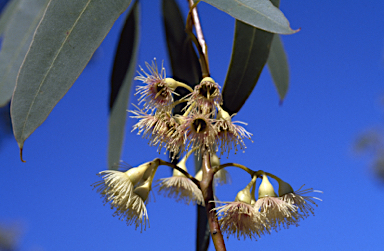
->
[279, 99, 284, 106]
[19, 147, 26, 163]
[292, 27, 301, 34]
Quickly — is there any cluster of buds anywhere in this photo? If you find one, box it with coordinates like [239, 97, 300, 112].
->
[93, 60, 321, 240]
[214, 172, 322, 240]
[130, 60, 252, 159]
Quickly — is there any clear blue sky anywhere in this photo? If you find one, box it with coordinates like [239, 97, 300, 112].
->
[1, 0, 384, 250]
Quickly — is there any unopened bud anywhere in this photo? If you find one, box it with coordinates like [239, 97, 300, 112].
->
[126, 161, 154, 186]
[258, 175, 277, 198]
[173, 155, 188, 177]
[133, 179, 151, 201]
[277, 179, 294, 196]
[217, 106, 231, 120]
[235, 187, 252, 204]
[164, 78, 178, 90]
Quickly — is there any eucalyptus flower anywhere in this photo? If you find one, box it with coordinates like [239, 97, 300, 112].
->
[279, 183, 323, 218]
[157, 152, 204, 205]
[215, 106, 252, 156]
[135, 60, 176, 110]
[181, 112, 218, 154]
[93, 161, 158, 231]
[186, 77, 222, 113]
[255, 175, 300, 231]
[214, 176, 270, 240]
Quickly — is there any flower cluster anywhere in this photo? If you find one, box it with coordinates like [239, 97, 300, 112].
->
[131, 60, 252, 158]
[93, 60, 322, 240]
[214, 174, 322, 240]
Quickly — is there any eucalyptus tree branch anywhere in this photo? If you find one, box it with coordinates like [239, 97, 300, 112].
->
[200, 151, 226, 251]
[186, 0, 210, 77]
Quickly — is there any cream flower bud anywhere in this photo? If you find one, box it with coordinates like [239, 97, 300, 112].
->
[134, 179, 152, 202]
[172, 154, 188, 177]
[258, 175, 277, 198]
[236, 175, 257, 204]
[127, 161, 155, 186]
[217, 106, 231, 120]
[235, 187, 252, 204]
[164, 78, 178, 90]
[250, 181, 257, 206]
[210, 152, 221, 167]
[277, 179, 294, 196]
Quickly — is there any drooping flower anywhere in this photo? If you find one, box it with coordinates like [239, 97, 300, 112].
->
[135, 60, 177, 110]
[214, 175, 270, 240]
[255, 175, 300, 231]
[279, 184, 322, 218]
[186, 77, 222, 113]
[216, 202, 270, 240]
[113, 178, 152, 231]
[157, 152, 204, 205]
[93, 160, 158, 231]
[215, 106, 252, 156]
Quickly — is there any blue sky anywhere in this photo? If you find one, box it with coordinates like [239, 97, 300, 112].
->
[1, 0, 384, 250]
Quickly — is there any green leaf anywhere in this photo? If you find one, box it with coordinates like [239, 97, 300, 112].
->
[162, 0, 201, 115]
[267, 35, 289, 101]
[200, 0, 297, 34]
[222, 20, 274, 115]
[108, 1, 140, 170]
[0, 0, 21, 37]
[0, 0, 49, 107]
[11, 0, 132, 158]
[196, 205, 210, 251]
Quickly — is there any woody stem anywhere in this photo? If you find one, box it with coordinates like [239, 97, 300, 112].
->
[200, 151, 226, 251]
[186, 0, 210, 77]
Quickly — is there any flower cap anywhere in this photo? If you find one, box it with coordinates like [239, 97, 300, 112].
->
[258, 174, 277, 198]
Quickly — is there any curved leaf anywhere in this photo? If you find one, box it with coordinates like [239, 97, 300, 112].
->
[200, 0, 297, 34]
[267, 34, 289, 102]
[222, 20, 274, 115]
[0, 0, 49, 107]
[11, 0, 132, 157]
[108, 1, 140, 170]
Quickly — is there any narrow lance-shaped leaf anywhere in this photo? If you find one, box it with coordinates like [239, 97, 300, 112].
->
[222, 0, 284, 114]
[0, 0, 49, 107]
[108, 0, 140, 170]
[0, 0, 21, 37]
[221, 20, 274, 115]
[11, 0, 133, 160]
[199, 0, 297, 34]
[267, 35, 289, 102]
